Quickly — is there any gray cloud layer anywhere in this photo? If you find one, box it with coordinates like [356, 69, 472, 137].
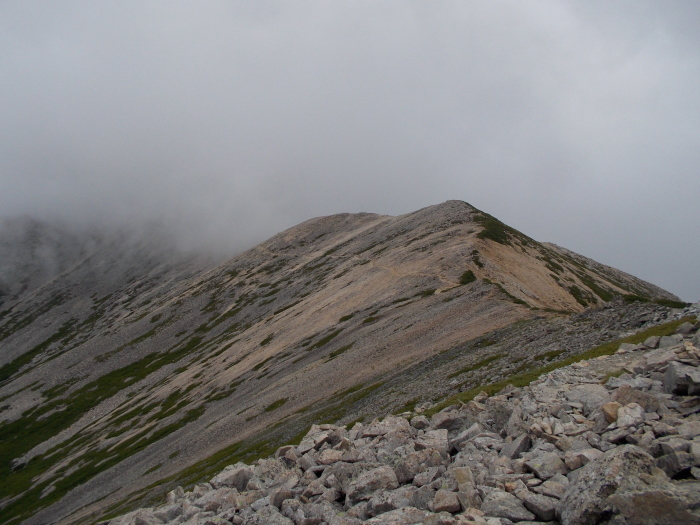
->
[1, 1, 698, 300]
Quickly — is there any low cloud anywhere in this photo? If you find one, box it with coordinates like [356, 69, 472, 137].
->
[0, 1, 698, 300]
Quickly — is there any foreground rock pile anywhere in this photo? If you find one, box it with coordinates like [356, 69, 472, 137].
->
[106, 321, 700, 525]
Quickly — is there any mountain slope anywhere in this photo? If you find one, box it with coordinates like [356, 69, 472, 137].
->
[0, 201, 681, 524]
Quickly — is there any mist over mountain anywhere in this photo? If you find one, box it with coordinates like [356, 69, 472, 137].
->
[1, 1, 699, 300]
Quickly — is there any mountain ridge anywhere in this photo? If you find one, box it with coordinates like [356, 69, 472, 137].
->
[0, 201, 684, 524]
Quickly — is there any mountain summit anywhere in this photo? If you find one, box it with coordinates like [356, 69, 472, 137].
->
[0, 201, 682, 524]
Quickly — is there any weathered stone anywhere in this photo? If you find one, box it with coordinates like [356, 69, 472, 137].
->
[364, 507, 427, 524]
[411, 416, 430, 430]
[317, 449, 344, 465]
[600, 401, 621, 423]
[520, 491, 558, 521]
[644, 336, 661, 349]
[565, 384, 610, 416]
[500, 434, 531, 460]
[610, 385, 661, 414]
[664, 361, 696, 394]
[415, 429, 449, 457]
[210, 464, 254, 491]
[655, 451, 699, 478]
[431, 490, 461, 513]
[480, 490, 535, 522]
[270, 489, 293, 509]
[676, 421, 700, 439]
[533, 478, 566, 499]
[659, 334, 683, 348]
[617, 403, 645, 428]
[394, 448, 443, 484]
[606, 488, 700, 525]
[646, 348, 679, 369]
[347, 466, 399, 504]
[448, 422, 483, 451]
[677, 322, 697, 335]
[559, 445, 659, 525]
[449, 466, 475, 490]
[524, 452, 567, 479]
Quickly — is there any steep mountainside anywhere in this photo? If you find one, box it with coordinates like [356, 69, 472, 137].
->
[0, 201, 682, 524]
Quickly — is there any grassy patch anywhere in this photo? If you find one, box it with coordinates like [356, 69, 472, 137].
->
[326, 343, 355, 361]
[459, 270, 476, 285]
[309, 329, 343, 350]
[339, 314, 354, 322]
[265, 398, 288, 412]
[260, 334, 274, 346]
[534, 349, 566, 361]
[143, 463, 162, 476]
[447, 353, 505, 379]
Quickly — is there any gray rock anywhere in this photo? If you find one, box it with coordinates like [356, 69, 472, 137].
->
[210, 464, 254, 491]
[558, 445, 658, 525]
[645, 347, 679, 369]
[364, 506, 427, 524]
[347, 466, 400, 504]
[500, 434, 531, 460]
[606, 487, 700, 525]
[664, 361, 696, 394]
[655, 451, 699, 478]
[566, 384, 610, 416]
[520, 491, 558, 521]
[480, 490, 535, 522]
[415, 429, 449, 457]
[431, 490, 461, 513]
[659, 334, 683, 348]
[524, 452, 567, 480]
[676, 322, 697, 335]
[644, 335, 661, 348]
[410, 416, 430, 430]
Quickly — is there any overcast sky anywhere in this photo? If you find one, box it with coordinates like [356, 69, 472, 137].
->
[0, 1, 698, 301]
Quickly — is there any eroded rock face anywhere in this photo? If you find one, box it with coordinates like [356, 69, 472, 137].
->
[106, 320, 700, 525]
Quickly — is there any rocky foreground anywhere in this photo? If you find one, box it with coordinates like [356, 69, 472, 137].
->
[104, 317, 700, 525]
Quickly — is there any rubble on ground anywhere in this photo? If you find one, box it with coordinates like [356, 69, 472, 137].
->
[105, 319, 700, 525]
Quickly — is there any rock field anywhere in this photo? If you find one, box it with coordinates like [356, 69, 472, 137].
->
[104, 314, 700, 525]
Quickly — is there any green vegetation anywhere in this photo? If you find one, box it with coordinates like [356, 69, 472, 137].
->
[416, 289, 436, 298]
[339, 314, 354, 322]
[143, 464, 162, 476]
[471, 249, 484, 268]
[327, 343, 354, 361]
[309, 329, 343, 350]
[363, 316, 381, 324]
[0, 333, 208, 524]
[392, 398, 420, 415]
[459, 270, 476, 285]
[447, 354, 505, 379]
[534, 349, 565, 361]
[568, 285, 589, 307]
[622, 295, 689, 309]
[473, 212, 533, 247]
[0, 320, 77, 383]
[655, 298, 690, 309]
[427, 316, 696, 415]
[260, 334, 274, 346]
[265, 398, 288, 412]
[149, 314, 162, 324]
